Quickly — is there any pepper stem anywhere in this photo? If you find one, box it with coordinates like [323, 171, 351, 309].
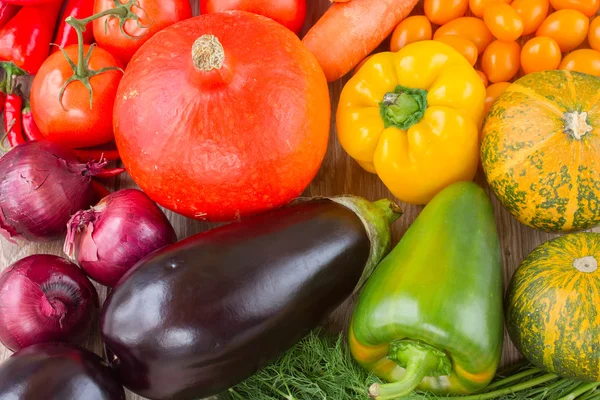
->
[379, 85, 428, 130]
[58, 0, 154, 109]
[369, 340, 451, 400]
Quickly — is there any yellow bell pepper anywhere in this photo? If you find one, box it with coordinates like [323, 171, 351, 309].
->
[336, 41, 485, 205]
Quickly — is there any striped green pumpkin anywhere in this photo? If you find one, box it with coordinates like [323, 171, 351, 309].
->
[506, 232, 600, 381]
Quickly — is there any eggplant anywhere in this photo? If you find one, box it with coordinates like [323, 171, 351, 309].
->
[0, 342, 125, 399]
[101, 196, 402, 400]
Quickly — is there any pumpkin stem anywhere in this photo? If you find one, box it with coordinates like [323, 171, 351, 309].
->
[573, 256, 597, 273]
[563, 111, 592, 140]
[192, 35, 225, 72]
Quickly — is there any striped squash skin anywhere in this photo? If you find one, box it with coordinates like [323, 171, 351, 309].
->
[481, 70, 600, 232]
[506, 232, 600, 381]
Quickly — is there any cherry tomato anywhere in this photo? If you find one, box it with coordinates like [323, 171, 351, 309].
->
[520, 36, 561, 74]
[390, 16, 432, 52]
[484, 2, 525, 41]
[434, 17, 494, 54]
[482, 40, 521, 83]
[201, 0, 307, 34]
[589, 16, 600, 52]
[424, 0, 469, 25]
[30, 45, 124, 148]
[469, 0, 511, 18]
[536, 10, 589, 52]
[93, 0, 192, 65]
[476, 70, 489, 87]
[560, 49, 600, 76]
[435, 35, 479, 66]
[549, 0, 599, 17]
[511, 0, 549, 35]
[484, 82, 512, 115]
[354, 55, 373, 75]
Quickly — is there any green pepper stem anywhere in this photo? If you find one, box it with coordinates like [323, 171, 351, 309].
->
[379, 85, 428, 130]
[369, 340, 451, 400]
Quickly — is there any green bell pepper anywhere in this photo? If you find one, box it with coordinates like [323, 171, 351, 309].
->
[349, 181, 504, 399]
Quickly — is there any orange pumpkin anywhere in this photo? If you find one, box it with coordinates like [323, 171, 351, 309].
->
[482, 70, 600, 232]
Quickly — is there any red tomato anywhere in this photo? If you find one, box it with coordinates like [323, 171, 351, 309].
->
[589, 16, 600, 52]
[30, 45, 123, 149]
[93, 0, 192, 65]
[469, 0, 511, 18]
[484, 82, 512, 115]
[424, 0, 468, 25]
[483, 2, 525, 41]
[521, 36, 561, 74]
[435, 35, 478, 66]
[536, 10, 589, 52]
[511, 0, 549, 35]
[113, 12, 330, 222]
[549, 0, 599, 17]
[434, 17, 494, 53]
[390, 16, 432, 52]
[481, 40, 521, 83]
[201, 0, 307, 34]
[560, 49, 600, 76]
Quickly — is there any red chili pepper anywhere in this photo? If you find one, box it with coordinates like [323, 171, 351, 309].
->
[4, 93, 24, 147]
[0, 2, 20, 29]
[94, 167, 126, 179]
[75, 148, 121, 162]
[1, 0, 59, 5]
[52, 0, 94, 53]
[91, 179, 111, 201]
[0, 2, 62, 74]
[22, 102, 45, 141]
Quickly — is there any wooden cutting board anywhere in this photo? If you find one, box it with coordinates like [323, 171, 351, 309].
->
[1, 1, 596, 399]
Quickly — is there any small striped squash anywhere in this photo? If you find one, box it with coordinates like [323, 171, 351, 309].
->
[506, 232, 600, 381]
[482, 70, 600, 232]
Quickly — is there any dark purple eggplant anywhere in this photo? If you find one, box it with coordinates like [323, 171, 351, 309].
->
[101, 196, 402, 400]
[0, 342, 125, 400]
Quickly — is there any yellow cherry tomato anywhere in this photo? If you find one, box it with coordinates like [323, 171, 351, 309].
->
[484, 82, 512, 116]
[425, 0, 469, 25]
[434, 17, 494, 54]
[536, 10, 589, 52]
[482, 40, 521, 83]
[476, 70, 489, 87]
[589, 16, 600, 52]
[469, 0, 512, 18]
[511, 0, 549, 35]
[560, 49, 600, 76]
[520, 37, 561, 75]
[484, 2, 525, 42]
[390, 16, 433, 52]
[435, 35, 479, 66]
[549, 0, 599, 17]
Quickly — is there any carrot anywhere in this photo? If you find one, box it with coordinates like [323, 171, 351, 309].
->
[302, 0, 419, 82]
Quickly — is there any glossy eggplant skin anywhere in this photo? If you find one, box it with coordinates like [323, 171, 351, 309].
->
[0, 343, 125, 400]
[102, 200, 372, 400]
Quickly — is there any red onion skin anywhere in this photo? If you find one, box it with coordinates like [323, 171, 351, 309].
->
[0, 141, 98, 242]
[65, 189, 177, 287]
[0, 254, 99, 352]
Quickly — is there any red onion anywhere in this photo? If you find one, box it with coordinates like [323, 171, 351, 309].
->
[64, 189, 177, 287]
[0, 254, 99, 352]
[0, 141, 109, 242]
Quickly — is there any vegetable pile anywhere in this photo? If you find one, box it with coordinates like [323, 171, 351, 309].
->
[0, 1, 599, 400]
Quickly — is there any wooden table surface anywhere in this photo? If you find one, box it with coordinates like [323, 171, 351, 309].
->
[1, 1, 596, 399]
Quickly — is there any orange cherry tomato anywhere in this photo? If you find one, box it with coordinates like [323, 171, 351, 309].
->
[354, 55, 373, 75]
[536, 10, 589, 52]
[549, 0, 599, 17]
[434, 17, 494, 54]
[511, 0, 549, 35]
[560, 49, 600, 76]
[484, 82, 512, 115]
[476, 70, 489, 87]
[520, 36, 561, 74]
[469, 0, 512, 18]
[424, 0, 469, 25]
[589, 16, 600, 52]
[482, 40, 521, 83]
[435, 35, 479, 66]
[484, 2, 525, 41]
[390, 16, 433, 52]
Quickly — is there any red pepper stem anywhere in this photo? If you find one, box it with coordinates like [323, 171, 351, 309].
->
[368, 340, 451, 400]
